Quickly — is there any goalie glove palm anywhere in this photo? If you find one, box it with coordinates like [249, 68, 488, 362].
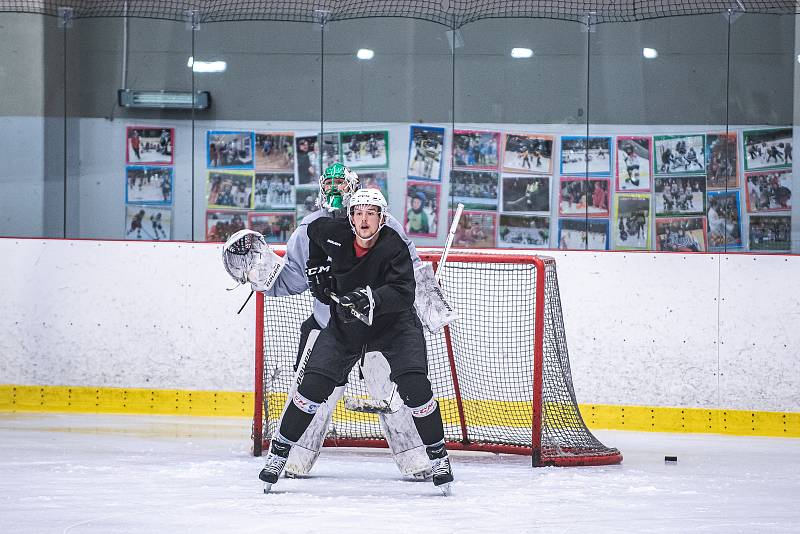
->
[337, 288, 374, 323]
[305, 259, 334, 305]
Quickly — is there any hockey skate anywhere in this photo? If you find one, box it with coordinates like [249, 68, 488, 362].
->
[425, 443, 454, 496]
[259, 439, 292, 493]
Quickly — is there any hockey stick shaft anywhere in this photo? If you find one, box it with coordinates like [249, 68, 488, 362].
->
[435, 203, 464, 284]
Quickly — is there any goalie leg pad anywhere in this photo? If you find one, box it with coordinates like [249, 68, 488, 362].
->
[279, 368, 337, 443]
[285, 385, 346, 477]
[359, 355, 431, 478]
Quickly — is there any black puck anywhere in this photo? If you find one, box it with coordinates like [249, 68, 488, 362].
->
[664, 455, 678, 462]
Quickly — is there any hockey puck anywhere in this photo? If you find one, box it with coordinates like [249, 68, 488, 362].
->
[664, 455, 678, 462]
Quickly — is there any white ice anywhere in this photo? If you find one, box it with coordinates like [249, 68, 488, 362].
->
[1, 413, 798, 534]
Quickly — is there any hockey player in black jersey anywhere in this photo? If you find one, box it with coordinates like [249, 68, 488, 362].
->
[259, 188, 454, 495]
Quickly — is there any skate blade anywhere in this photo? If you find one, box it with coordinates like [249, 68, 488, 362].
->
[437, 483, 452, 497]
[263, 482, 273, 494]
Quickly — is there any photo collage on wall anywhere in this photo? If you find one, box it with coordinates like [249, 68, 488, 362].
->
[189, 123, 791, 251]
[125, 126, 174, 240]
[205, 129, 391, 243]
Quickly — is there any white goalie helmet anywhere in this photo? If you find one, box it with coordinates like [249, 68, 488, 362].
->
[347, 188, 388, 240]
[318, 162, 360, 212]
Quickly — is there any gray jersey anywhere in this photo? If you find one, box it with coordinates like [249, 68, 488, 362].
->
[263, 209, 421, 328]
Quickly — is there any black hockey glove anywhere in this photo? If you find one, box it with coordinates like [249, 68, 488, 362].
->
[336, 287, 373, 324]
[305, 259, 334, 305]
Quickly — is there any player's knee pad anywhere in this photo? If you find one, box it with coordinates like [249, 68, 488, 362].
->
[297, 372, 338, 405]
[394, 372, 434, 410]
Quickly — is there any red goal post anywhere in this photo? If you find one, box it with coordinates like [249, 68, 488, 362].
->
[253, 251, 621, 467]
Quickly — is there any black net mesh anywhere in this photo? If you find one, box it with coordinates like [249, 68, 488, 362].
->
[259, 253, 620, 465]
[1, 1, 797, 25]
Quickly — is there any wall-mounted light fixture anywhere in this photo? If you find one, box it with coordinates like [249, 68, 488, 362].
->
[117, 89, 211, 110]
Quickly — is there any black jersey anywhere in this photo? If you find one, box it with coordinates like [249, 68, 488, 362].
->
[306, 217, 416, 335]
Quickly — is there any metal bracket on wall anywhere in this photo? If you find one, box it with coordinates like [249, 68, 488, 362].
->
[314, 9, 331, 29]
[185, 9, 201, 31]
[582, 11, 597, 33]
[725, 4, 744, 23]
[57, 6, 74, 29]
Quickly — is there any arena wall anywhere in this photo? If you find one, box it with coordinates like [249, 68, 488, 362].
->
[0, 238, 798, 436]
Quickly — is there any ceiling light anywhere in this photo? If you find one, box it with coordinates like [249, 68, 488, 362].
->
[356, 48, 374, 60]
[187, 56, 227, 73]
[642, 48, 658, 59]
[511, 48, 533, 59]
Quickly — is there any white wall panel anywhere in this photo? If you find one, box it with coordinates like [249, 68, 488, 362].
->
[552, 251, 721, 408]
[0, 239, 253, 391]
[718, 254, 800, 411]
[1, 239, 798, 412]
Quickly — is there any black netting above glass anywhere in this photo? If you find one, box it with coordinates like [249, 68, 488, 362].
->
[1, 1, 797, 26]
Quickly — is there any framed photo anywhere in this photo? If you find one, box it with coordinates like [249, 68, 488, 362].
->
[449, 170, 499, 210]
[705, 132, 739, 189]
[407, 125, 444, 181]
[295, 135, 319, 186]
[452, 130, 500, 170]
[707, 190, 743, 250]
[254, 172, 295, 210]
[558, 177, 609, 217]
[125, 166, 173, 205]
[613, 193, 651, 250]
[125, 205, 172, 241]
[255, 132, 295, 172]
[655, 217, 707, 252]
[207, 130, 254, 169]
[206, 171, 254, 210]
[558, 219, 609, 250]
[126, 126, 173, 165]
[295, 186, 318, 221]
[205, 210, 247, 242]
[501, 175, 550, 213]
[560, 136, 612, 176]
[654, 176, 706, 216]
[453, 211, 497, 248]
[749, 215, 791, 251]
[359, 171, 388, 199]
[745, 170, 792, 213]
[341, 131, 389, 169]
[497, 214, 549, 249]
[502, 133, 553, 175]
[295, 133, 341, 185]
[616, 136, 651, 192]
[653, 134, 706, 176]
[248, 212, 297, 244]
[405, 181, 440, 237]
[743, 128, 792, 171]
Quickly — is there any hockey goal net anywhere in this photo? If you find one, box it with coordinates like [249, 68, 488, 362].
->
[253, 252, 621, 467]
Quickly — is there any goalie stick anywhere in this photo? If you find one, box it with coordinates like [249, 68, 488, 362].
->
[343, 204, 464, 415]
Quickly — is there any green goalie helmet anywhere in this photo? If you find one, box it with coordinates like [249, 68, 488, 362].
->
[318, 162, 359, 212]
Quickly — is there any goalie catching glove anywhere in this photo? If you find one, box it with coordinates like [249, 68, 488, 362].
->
[305, 259, 334, 305]
[336, 287, 375, 324]
[222, 229, 285, 292]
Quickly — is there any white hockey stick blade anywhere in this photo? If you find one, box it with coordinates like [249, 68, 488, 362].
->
[344, 396, 393, 414]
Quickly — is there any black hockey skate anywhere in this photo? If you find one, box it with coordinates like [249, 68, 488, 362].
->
[259, 439, 292, 493]
[425, 443, 454, 496]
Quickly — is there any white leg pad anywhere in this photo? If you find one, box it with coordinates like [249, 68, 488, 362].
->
[284, 385, 345, 476]
[361, 352, 432, 478]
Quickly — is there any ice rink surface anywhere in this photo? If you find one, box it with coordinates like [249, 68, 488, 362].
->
[1, 413, 798, 534]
